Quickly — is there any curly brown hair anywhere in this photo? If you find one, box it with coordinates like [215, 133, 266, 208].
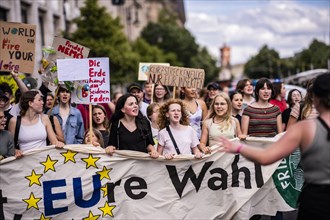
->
[157, 99, 190, 130]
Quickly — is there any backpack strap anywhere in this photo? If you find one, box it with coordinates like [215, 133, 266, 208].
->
[14, 116, 21, 149]
[49, 115, 55, 131]
[317, 116, 330, 141]
[166, 125, 181, 155]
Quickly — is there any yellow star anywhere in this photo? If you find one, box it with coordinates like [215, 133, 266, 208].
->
[22, 192, 42, 210]
[25, 169, 43, 187]
[100, 184, 108, 198]
[41, 155, 58, 173]
[61, 150, 78, 164]
[83, 210, 100, 220]
[96, 166, 112, 180]
[40, 213, 52, 220]
[98, 201, 116, 217]
[81, 154, 100, 169]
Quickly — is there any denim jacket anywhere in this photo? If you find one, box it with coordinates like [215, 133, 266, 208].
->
[51, 105, 84, 144]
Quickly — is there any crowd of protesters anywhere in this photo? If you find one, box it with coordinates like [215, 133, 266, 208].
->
[0, 69, 329, 219]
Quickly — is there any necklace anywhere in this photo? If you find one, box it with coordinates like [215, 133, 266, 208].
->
[213, 117, 225, 133]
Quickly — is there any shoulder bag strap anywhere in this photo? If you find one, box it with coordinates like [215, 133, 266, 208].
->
[14, 116, 21, 149]
[166, 125, 181, 155]
[317, 116, 330, 140]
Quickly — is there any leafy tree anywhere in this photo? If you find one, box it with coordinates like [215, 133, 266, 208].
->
[68, 0, 139, 84]
[141, 10, 219, 83]
[131, 38, 178, 64]
[244, 45, 280, 79]
[294, 39, 330, 72]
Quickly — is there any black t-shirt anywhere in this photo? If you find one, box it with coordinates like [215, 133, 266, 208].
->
[4, 108, 12, 130]
[282, 108, 291, 125]
[100, 130, 110, 148]
[108, 117, 154, 153]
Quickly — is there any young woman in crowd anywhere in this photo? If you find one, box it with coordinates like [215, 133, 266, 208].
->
[50, 86, 84, 144]
[180, 87, 208, 139]
[105, 94, 158, 158]
[83, 128, 104, 148]
[153, 84, 171, 105]
[270, 82, 287, 112]
[45, 93, 55, 113]
[236, 78, 255, 111]
[147, 102, 161, 149]
[199, 93, 243, 154]
[92, 105, 110, 146]
[157, 99, 203, 160]
[241, 78, 282, 138]
[282, 89, 302, 131]
[286, 79, 319, 130]
[9, 90, 64, 158]
[230, 91, 243, 124]
[0, 109, 14, 159]
[220, 73, 330, 220]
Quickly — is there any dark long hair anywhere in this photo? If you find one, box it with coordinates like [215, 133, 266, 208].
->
[254, 78, 274, 102]
[20, 90, 39, 116]
[111, 94, 150, 139]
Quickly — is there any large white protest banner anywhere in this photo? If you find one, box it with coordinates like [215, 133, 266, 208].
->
[0, 137, 295, 219]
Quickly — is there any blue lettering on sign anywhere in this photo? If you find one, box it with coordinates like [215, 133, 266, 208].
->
[43, 175, 101, 216]
[73, 174, 101, 208]
[43, 179, 68, 216]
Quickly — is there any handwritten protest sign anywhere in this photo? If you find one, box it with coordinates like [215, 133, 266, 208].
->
[147, 65, 205, 89]
[138, 62, 170, 81]
[52, 36, 90, 59]
[57, 58, 110, 104]
[0, 21, 36, 74]
[57, 59, 89, 81]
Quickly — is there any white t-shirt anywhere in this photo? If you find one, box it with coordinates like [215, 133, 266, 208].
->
[158, 125, 199, 155]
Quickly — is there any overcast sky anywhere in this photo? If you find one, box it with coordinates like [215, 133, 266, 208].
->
[184, 0, 329, 65]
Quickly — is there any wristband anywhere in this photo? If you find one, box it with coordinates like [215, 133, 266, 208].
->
[236, 144, 244, 153]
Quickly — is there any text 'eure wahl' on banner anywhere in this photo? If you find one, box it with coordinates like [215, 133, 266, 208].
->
[0, 21, 36, 74]
[52, 36, 90, 59]
[147, 65, 205, 89]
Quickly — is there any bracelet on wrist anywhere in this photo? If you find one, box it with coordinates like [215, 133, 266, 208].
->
[236, 144, 244, 153]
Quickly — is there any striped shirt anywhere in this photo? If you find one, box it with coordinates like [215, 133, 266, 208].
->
[243, 105, 281, 137]
[290, 102, 319, 120]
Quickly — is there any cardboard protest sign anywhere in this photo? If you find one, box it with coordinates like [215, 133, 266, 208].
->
[57, 58, 110, 104]
[138, 62, 170, 81]
[147, 65, 205, 89]
[0, 21, 36, 74]
[52, 36, 90, 59]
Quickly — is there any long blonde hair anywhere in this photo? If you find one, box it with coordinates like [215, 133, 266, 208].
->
[206, 93, 233, 130]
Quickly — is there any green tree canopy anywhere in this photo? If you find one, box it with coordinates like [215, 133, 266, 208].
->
[244, 45, 280, 79]
[141, 10, 219, 83]
[68, 0, 139, 84]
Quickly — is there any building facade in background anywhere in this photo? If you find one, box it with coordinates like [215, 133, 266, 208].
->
[0, 0, 185, 74]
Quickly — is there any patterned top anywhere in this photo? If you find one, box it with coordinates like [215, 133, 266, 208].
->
[243, 105, 281, 137]
[187, 100, 203, 139]
[290, 102, 319, 120]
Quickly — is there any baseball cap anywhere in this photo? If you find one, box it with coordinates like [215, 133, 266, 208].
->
[0, 90, 9, 102]
[207, 82, 221, 91]
[127, 83, 142, 93]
